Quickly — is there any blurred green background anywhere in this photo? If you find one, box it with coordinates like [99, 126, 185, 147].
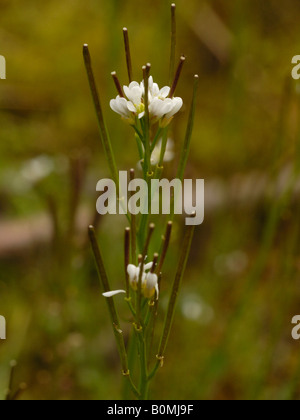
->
[1, 0, 300, 400]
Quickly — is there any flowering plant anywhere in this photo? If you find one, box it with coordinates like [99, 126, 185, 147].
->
[84, 3, 199, 400]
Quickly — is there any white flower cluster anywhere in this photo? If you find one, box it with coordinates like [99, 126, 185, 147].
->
[110, 77, 183, 127]
[127, 262, 159, 299]
[102, 261, 159, 300]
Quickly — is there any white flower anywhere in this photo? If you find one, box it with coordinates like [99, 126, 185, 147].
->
[102, 260, 159, 300]
[151, 139, 174, 166]
[141, 76, 170, 102]
[110, 76, 183, 127]
[110, 96, 135, 123]
[125, 261, 160, 299]
[149, 97, 183, 127]
[143, 272, 159, 299]
[127, 263, 143, 291]
[127, 262, 159, 300]
[110, 82, 145, 124]
[143, 76, 183, 126]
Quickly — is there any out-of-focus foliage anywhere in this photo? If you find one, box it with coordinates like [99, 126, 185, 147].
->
[1, 0, 300, 400]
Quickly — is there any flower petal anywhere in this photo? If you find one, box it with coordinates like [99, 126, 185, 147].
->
[155, 283, 159, 300]
[165, 97, 183, 119]
[102, 290, 126, 298]
[144, 262, 154, 271]
[127, 101, 136, 113]
[127, 264, 139, 280]
[159, 86, 170, 98]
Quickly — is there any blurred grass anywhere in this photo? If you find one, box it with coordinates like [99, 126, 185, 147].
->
[1, 0, 300, 400]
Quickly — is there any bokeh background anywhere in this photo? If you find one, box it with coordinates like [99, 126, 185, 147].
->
[1, 0, 300, 400]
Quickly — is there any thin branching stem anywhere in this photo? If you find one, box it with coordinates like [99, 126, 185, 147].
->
[169, 56, 186, 98]
[143, 64, 151, 175]
[88, 226, 140, 398]
[130, 169, 137, 264]
[176, 75, 199, 182]
[124, 227, 131, 298]
[83, 45, 119, 192]
[123, 28, 133, 83]
[136, 224, 155, 328]
[111, 71, 125, 97]
[149, 219, 196, 380]
[157, 221, 173, 274]
[150, 127, 163, 154]
[169, 3, 177, 85]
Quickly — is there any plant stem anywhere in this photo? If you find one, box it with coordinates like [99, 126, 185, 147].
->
[88, 226, 139, 398]
[176, 75, 199, 182]
[157, 221, 173, 274]
[123, 28, 133, 83]
[130, 169, 137, 264]
[169, 56, 186, 98]
[149, 220, 196, 380]
[83, 45, 119, 192]
[124, 227, 131, 298]
[136, 224, 155, 328]
[169, 3, 177, 85]
[143, 65, 151, 174]
[150, 127, 163, 154]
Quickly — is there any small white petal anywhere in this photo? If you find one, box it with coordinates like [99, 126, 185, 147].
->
[110, 97, 132, 119]
[148, 76, 154, 89]
[127, 102, 136, 113]
[144, 262, 154, 271]
[145, 273, 158, 289]
[161, 99, 174, 115]
[149, 98, 165, 118]
[123, 85, 131, 99]
[151, 83, 160, 97]
[155, 283, 159, 300]
[110, 99, 121, 114]
[159, 86, 170, 98]
[127, 264, 139, 280]
[128, 81, 140, 89]
[125, 86, 143, 105]
[103, 290, 126, 298]
[165, 97, 183, 119]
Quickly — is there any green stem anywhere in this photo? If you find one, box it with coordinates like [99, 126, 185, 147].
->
[88, 226, 139, 399]
[130, 169, 137, 264]
[157, 221, 173, 274]
[150, 127, 163, 154]
[169, 3, 177, 86]
[157, 127, 169, 169]
[138, 171, 154, 251]
[133, 126, 144, 144]
[83, 45, 119, 192]
[176, 75, 199, 182]
[143, 65, 151, 175]
[155, 220, 196, 373]
[83, 45, 131, 224]
[136, 329, 149, 400]
[136, 224, 155, 328]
